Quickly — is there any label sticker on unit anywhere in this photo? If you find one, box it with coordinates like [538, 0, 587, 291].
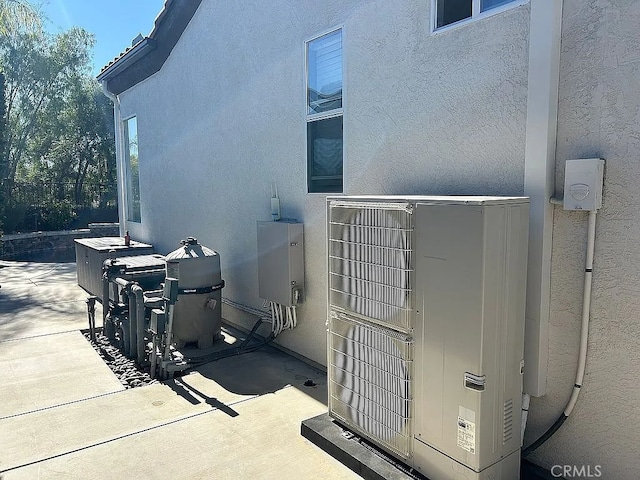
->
[457, 408, 476, 455]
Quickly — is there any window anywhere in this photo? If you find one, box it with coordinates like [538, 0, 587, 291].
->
[435, 0, 520, 29]
[306, 29, 343, 193]
[124, 116, 141, 223]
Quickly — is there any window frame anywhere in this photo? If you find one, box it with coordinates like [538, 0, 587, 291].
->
[122, 115, 142, 223]
[431, 0, 529, 34]
[305, 27, 344, 195]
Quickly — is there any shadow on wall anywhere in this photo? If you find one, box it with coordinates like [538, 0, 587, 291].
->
[381, 177, 525, 197]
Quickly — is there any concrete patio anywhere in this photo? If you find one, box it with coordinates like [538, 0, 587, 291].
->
[0, 258, 359, 480]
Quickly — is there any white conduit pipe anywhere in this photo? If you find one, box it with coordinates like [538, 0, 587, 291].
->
[285, 307, 292, 329]
[521, 393, 530, 446]
[565, 209, 597, 416]
[523, 209, 598, 456]
[267, 301, 300, 336]
[270, 301, 277, 335]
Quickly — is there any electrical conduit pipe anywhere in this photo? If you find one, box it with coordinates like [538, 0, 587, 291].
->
[523, 210, 598, 456]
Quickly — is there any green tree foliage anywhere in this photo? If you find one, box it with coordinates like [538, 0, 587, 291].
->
[0, 0, 41, 36]
[0, 2, 116, 233]
[0, 0, 40, 232]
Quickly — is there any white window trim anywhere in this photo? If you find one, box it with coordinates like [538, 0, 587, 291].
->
[430, 0, 529, 35]
[307, 108, 343, 123]
[305, 26, 345, 195]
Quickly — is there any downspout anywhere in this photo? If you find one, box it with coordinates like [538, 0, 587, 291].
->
[101, 81, 126, 236]
[523, 0, 564, 397]
[521, 0, 563, 446]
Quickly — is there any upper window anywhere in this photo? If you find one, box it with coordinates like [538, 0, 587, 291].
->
[435, 0, 520, 29]
[307, 30, 342, 115]
[124, 116, 141, 223]
[306, 29, 343, 194]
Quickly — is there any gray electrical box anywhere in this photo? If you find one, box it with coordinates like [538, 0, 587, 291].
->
[257, 221, 304, 306]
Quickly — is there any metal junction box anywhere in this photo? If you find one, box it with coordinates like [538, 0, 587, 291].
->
[257, 221, 304, 306]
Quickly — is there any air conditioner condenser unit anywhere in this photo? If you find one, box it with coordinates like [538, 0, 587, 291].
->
[326, 195, 529, 480]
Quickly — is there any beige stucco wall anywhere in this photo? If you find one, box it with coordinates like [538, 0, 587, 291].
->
[525, 1, 640, 478]
[112, 0, 640, 476]
[118, 0, 530, 366]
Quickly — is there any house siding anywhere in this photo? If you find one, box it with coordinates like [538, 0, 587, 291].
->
[525, 1, 640, 478]
[118, 0, 530, 367]
[112, 0, 640, 476]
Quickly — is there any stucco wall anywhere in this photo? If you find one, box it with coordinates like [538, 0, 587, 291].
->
[525, 1, 640, 478]
[118, 0, 530, 368]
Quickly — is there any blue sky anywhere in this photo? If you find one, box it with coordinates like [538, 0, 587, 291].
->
[41, 0, 166, 76]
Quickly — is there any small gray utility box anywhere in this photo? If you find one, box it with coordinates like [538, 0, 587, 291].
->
[257, 221, 304, 306]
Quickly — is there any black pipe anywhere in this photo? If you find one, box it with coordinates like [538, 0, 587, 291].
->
[184, 319, 273, 369]
[522, 414, 567, 457]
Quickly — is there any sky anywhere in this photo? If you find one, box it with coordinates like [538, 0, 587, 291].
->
[40, 0, 166, 76]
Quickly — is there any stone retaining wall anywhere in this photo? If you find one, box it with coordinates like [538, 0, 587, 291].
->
[1, 223, 120, 260]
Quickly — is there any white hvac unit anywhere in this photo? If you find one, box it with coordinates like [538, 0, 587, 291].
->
[326, 195, 529, 480]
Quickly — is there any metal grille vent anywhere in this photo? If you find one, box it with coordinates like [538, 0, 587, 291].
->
[328, 203, 414, 331]
[503, 398, 513, 444]
[329, 312, 413, 458]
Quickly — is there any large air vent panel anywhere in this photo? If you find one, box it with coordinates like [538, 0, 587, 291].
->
[328, 202, 413, 331]
[328, 311, 413, 458]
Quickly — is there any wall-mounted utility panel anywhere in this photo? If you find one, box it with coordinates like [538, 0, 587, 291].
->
[257, 221, 304, 306]
[563, 158, 605, 211]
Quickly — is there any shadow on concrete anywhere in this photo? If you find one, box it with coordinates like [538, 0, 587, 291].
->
[1, 248, 76, 264]
[0, 316, 29, 342]
[166, 378, 240, 417]
[189, 347, 326, 399]
[0, 290, 33, 341]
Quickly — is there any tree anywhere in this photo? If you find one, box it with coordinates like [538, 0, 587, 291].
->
[0, 10, 117, 233]
[0, 0, 41, 36]
[0, 0, 40, 232]
[20, 75, 115, 206]
[1, 27, 94, 187]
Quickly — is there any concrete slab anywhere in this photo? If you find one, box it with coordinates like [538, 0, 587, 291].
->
[0, 331, 123, 418]
[4, 385, 359, 480]
[0, 261, 99, 341]
[0, 384, 212, 472]
[0, 259, 359, 480]
[177, 346, 326, 406]
[0, 261, 77, 286]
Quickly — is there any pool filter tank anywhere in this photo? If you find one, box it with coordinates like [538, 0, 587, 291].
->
[165, 237, 224, 349]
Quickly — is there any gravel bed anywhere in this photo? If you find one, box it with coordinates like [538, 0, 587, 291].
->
[83, 331, 159, 389]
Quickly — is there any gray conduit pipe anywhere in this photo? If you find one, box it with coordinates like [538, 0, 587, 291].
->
[131, 284, 145, 364]
[102, 273, 109, 326]
[128, 292, 137, 359]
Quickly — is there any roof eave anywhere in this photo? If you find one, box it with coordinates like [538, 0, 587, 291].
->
[96, 38, 157, 83]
